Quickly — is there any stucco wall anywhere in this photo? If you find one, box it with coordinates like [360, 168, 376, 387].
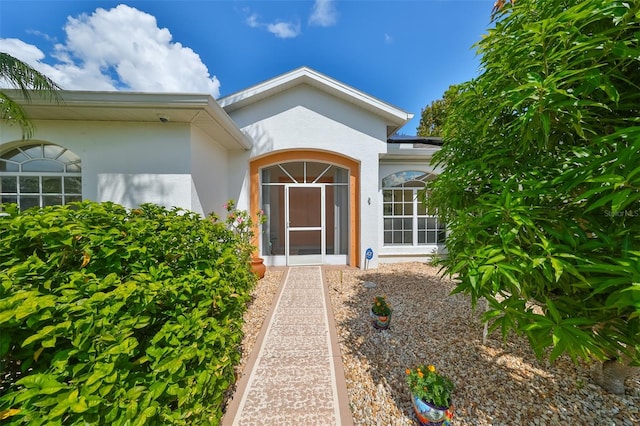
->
[227, 151, 251, 212]
[1, 120, 200, 213]
[226, 84, 389, 268]
[190, 125, 231, 216]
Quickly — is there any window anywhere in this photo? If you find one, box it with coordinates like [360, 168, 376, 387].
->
[0, 143, 82, 210]
[382, 171, 445, 246]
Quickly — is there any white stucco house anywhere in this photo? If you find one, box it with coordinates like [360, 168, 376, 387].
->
[0, 67, 444, 268]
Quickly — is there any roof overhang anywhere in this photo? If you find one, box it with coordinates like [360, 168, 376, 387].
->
[382, 135, 443, 160]
[3, 90, 251, 150]
[219, 67, 413, 137]
[387, 135, 443, 146]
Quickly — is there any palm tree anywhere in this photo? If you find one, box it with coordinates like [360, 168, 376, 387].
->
[0, 52, 62, 139]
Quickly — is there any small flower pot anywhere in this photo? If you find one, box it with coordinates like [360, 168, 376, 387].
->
[370, 309, 391, 330]
[410, 393, 454, 426]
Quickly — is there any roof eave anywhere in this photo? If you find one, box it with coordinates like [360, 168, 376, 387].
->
[219, 67, 413, 133]
[4, 90, 251, 150]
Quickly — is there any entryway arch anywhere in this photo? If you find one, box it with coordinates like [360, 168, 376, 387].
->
[250, 150, 360, 267]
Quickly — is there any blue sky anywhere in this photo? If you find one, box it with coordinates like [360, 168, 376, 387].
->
[0, 0, 496, 135]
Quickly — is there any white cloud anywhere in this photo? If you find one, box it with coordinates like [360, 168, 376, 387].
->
[244, 11, 301, 39]
[384, 33, 393, 44]
[244, 1, 337, 39]
[267, 21, 302, 39]
[1, 5, 220, 97]
[1, 38, 47, 64]
[245, 13, 261, 29]
[309, 0, 338, 27]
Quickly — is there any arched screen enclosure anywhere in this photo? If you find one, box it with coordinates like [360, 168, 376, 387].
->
[261, 161, 349, 266]
[0, 143, 82, 210]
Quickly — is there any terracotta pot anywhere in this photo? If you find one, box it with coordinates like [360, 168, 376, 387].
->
[411, 393, 454, 426]
[250, 257, 266, 279]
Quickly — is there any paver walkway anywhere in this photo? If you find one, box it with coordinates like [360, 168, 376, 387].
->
[222, 266, 353, 425]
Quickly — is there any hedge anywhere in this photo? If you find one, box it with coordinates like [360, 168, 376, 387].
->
[0, 201, 257, 425]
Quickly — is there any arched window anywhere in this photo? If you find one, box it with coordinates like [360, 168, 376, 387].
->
[0, 143, 82, 210]
[382, 171, 445, 246]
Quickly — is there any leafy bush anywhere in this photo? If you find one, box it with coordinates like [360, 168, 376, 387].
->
[0, 201, 257, 425]
[428, 0, 640, 366]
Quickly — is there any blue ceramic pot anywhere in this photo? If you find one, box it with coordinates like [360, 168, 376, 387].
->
[411, 393, 454, 426]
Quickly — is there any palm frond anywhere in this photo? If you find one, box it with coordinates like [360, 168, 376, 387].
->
[0, 92, 35, 139]
[0, 52, 63, 101]
[0, 52, 62, 139]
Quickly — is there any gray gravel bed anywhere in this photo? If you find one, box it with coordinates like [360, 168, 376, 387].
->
[325, 263, 639, 426]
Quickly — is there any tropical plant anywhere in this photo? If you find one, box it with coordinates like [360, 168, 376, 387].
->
[416, 85, 458, 137]
[427, 0, 640, 393]
[371, 295, 391, 316]
[0, 52, 62, 139]
[213, 199, 267, 260]
[405, 364, 454, 409]
[0, 201, 257, 424]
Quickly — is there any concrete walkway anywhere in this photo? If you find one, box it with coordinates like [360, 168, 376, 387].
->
[221, 266, 354, 425]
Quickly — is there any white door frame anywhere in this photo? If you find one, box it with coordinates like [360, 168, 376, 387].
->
[285, 184, 325, 266]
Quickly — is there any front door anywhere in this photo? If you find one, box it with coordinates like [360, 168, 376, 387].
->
[286, 185, 324, 265]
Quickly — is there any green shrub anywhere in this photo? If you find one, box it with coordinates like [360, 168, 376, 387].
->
[428, 0, 640, 366]
[0, 201, 257, 425]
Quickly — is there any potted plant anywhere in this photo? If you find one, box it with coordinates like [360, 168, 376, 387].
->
[370, 295, 392, 329]
[214, 200, 268, 278]
[405, 364, 454, 426]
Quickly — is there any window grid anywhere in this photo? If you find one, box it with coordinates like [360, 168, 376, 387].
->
[0, 144, 82, 210]
[382, 171, 445, 247]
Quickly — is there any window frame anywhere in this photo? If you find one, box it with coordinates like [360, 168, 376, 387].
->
[0, 143, 82, 210]
[382, 171, 445, 247]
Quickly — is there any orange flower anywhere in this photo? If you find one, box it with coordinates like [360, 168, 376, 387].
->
[417, 371, 424, 378]
[405, 369, 411, 375]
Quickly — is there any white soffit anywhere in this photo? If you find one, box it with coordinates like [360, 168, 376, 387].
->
[219, 67, 413, 130]
[6, 90, 251, 150]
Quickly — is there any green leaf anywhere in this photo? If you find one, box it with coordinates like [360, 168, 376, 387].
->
[149, 381, 167, 400]
[550, 258, 563, 282]
[15, 374, 68, 395]
[126, 400, 138, 420]
[549, 328, 568, 362]
[133, 405, 157, 426]
[126, 386, 146, 400]
[611, 189, 633, 214]
[540, 112, 550, 139]
[104, 404, 119, 423]
[85, 362, 114, 386]
[41, 335, 57, 348]
[0, 309, 14, 324]
[70, 397, 89, 414]
[585, 174, 625, 184]
[0, 332, 11, 356]
[545, 298, 562, 324]
[49, 400, 71, 419]
[479, 265, 494, 288]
